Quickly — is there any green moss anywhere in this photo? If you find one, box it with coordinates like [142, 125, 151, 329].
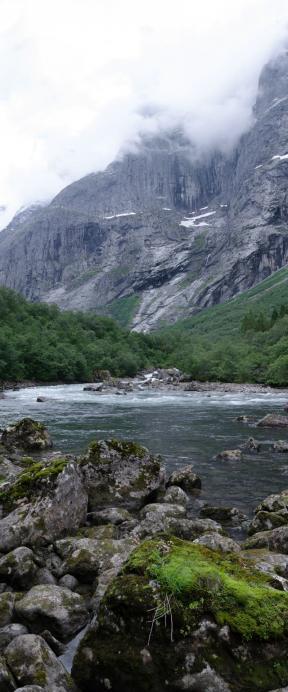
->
[125, 537, 288, 641]
[0, 456, 70, 511]
[107, 439, 147, 459]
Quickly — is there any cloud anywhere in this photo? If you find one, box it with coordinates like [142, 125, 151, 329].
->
[0, 0, 287, 227]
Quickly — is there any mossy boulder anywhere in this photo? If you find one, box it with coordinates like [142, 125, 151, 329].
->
[0, 594, 16, 628]
[0, 624, 28, 652]
[72, 537, 288, 691]
[81, 439, 165, 511]
[1, 419, 52, 452]
[0, 460, 88, 551]
[55, 536, 135, 583]
[15, 585, 89, 642]
[5, 634, 76, 690]
[0, 654, 16, 691]
[0, 548, 37, 589]
[167, 465, 201, 492]
[248, 491, 288, 537]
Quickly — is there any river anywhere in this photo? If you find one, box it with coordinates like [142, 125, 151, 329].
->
[2, 384, 288, 518]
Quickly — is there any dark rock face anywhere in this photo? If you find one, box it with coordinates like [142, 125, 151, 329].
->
[1, 52, 288, 329]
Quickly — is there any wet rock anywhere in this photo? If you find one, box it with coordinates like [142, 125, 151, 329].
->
[244, 526, 288, 553]
[56, 536, 135, 584]
[235, 415, 249, 423]
[241, 437, 261, 452]
[249, 511, 288, 535]
[87, 507, 132, 526]
[0, 624, 29, 652]
[256, 490, 288, 514]
[0, 460, 88, 551]
[0, 654, 16, 691]
[193, 533, 241, 553]
[0, 548, 37, 589]
[140, 502, 186, 520]
[163, 485, 188, 505]
[257, 414, 288, 428]
[214, 449, 242, 462]
[83, 384, 103, 392]
[15, 585, 89, 641]
[1, 419, 52, 452]
[5, 634, 75, 690]
[273, 441, 288, 453]
[36, 397, 49, 403]
[200, 505, 246, 525]
[167, 465, 201, 492]
[0, 593, 15, 627]
[81, 439, 165, 511]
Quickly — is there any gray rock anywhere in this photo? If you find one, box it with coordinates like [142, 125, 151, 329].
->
[87, 507, 132, 525]
[1, 419, 52, 451]
[140, 502, 186, 520]
[167, 465, 201, 492]
[132, 515, 222, 541]
[163, 485, 188, 505]
[273, 441, 288, 453]
[15, 585, 89, 641]
[34, 568, 57, 586]
[248, 510, 288, 535]
[174, 664, 231, 691]
[0, 460, 88, 551]
[257, 414, 288, 428]
[14, 687, 44, 691]
[0, 625, 28, 652]
[193, 533, 241, 553]
[200, 505, 246, 525]
[0, 547, 37, 589]
[214, 449, 242, 462]
[56, 536, 135, 583]
[81, 439, 165, 511]
[0, 654, 16, 691]
[5, 634, 76, 691]
[0, 593, 15, 627]
[244, 526, 288, 553]
[58, 574, 78, 591]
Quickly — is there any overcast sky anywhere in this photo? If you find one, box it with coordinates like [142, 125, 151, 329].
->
[0, 0, 287, 228]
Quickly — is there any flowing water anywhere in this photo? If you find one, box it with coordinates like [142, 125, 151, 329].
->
[2, 384, 288, 517]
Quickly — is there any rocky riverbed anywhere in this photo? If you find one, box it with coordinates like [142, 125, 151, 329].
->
[1, 418, 288, 690]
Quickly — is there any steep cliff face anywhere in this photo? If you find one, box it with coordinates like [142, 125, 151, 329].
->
[0, 51, 288, 330]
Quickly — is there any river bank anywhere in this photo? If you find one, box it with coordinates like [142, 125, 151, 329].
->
[0, 417, 288, 690]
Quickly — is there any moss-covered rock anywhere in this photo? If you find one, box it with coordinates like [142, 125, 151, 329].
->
[1, 419, 52, 452]
[5, 634, 76, 690]
[15, 585, 89, 642]
[72, 537, 288, 692]
[0, 593, 16, 628]
[81, 439, 165, 511]
[0, 654, 16, 691]
[0, 548, 37, 589]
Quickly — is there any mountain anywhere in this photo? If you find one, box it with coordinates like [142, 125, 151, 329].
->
[0, 51, 288, 330]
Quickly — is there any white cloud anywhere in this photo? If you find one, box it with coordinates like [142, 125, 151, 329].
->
[0, 0, 287, 227]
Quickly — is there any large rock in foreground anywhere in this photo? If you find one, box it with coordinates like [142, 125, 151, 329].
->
[0, 459, 88, 551]
[5, 634, 76, 690]
[81, 439, 165, 510]
[72, 537, 288, 692]
[15, 585, 88, 641]
[1, 419, 52, 451]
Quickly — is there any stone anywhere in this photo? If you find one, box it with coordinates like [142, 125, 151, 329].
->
[0, 460, 88, 551]
[273, 441, 288, 453]
[257, 414, 288, 428]
[132, 516, 222, 541]
[241, 437, 261, 452]
[39, 629, 65, 656]
[15, 585, 89, 641]
[87, 507, 132, 526]
[14, 687, 44, 691]
[193, 533, 241, 553]
[163, 485, 188, 505]
[244, 526, 288, 553]
[214, 449, 242, 462]
[0, 593, 15, 627]
[34, 568, 57, 586]
[1, 419, 52, 451]
[83, 384, 103, 392]
[200, 505, 246, 525]
[5, 634, 75, 691]
[58, 574, 79, 591]
[248, 511, 288, 535]
[0, 548, 37, 589]
[256, 490, 288, 514]
[56, 536, 135, 584]
[0, 625, 28, 652]
[140, 502, 186, 520]
[0, 654, 16, 691]
[167, 465, 201, 492]
[81, 439, 165, 511]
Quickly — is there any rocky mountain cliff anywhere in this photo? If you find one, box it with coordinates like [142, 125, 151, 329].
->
[0, 51, 288, 330]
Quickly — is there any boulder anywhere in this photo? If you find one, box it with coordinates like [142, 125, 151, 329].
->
[34, 568, 57, 586]
[0, 460, 88, 551]
[273, 441, 288, 453]
[87, 507, 132, 526]
[193, 533, 241, 553]
[5, 634, 76, 690]
[163, 485, 188, 505]
[140, 503, 186, 520]
[244, 526, 288, 553]
[0, 624, 28, 652]
[0, 593, 15, 628]
[58, 574, 78, 591]
[15, 585, 88, 641]
[81, 439, 165, 511]
[256, 490, 288, 514]
[56, 536, 135, 584]
[214, 449, 242, 462]
[83, 384, 103, 392]
[1, 419, 52, 451]
[72, 537, 288, 692]
[166, 465, 201, 492]
[0, 548, 37, 589]
[257, 414, 288, 428]
[200, 505, 246, 525]
[132, 516, 222, 541]
[241, 437, 261, 452]
[14, 687, 44, 691]
[0, 654, 16, 691]
[249, 511, 288, 535]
